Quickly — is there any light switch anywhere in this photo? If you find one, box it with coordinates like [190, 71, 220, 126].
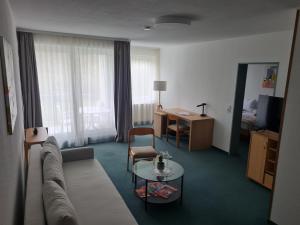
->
[227, 105, 232, 113]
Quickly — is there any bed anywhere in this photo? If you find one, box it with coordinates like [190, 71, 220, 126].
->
[241, 99, 257, 137]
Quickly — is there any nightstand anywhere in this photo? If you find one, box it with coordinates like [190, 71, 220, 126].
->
[24, 127, 48, 162]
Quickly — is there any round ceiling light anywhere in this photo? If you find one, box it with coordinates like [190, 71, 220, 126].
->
[144, 26, 152, 31]
[155, 15, 192, 28]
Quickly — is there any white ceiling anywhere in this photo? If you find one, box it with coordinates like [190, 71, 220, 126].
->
[9, 0, 300, 46]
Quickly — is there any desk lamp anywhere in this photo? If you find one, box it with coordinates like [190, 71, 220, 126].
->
[197, 103, 207, 117]
[153, 81, 167, 111]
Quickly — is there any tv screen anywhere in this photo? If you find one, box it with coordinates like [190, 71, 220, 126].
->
[256, 95, 283, 132]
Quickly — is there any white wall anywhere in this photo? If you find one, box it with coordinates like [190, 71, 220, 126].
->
[160, 31, 293, 152]
[0, 0, 25, 225]
[244, 64, 279, 102]
[271, 12, 300, 225]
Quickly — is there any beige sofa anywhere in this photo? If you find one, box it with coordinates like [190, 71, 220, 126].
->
[24, 146, 138, 225]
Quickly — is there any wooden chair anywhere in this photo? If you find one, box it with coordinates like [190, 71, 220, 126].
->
[127, 127, 158, 172]
[166, 114, 190, 148]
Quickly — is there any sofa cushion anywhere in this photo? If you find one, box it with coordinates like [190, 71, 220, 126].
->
[61, 147, 94, 162]
[41, 136, 62, 164]
[45, 136, 60, 148]
[43, 180, 79, 225]
[63, 159, 138, 225]
[43, 153, 66, 190]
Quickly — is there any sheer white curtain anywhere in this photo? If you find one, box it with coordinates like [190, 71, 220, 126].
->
[131, 47, 159, 125]
[34, 34, 116, 147]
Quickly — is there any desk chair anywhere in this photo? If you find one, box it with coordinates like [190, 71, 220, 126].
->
[127, 127, 158, 173]
[166, 114, 190, 148]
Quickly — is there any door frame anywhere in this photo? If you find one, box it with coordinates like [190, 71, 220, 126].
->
[229, 62, 280, 155]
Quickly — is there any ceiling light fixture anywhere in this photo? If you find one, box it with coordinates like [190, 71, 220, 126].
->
[155, 15, 192, 27]
[144, 15, 193, 31]
[144, 26, 152, 31]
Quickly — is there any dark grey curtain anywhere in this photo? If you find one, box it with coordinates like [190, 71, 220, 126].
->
[114, 41, 133, 142]
[17, 31, 43, 128]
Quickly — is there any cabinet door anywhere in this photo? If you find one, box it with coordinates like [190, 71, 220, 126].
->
[247, 133, 268, 183]
[263, 173, 273, 189]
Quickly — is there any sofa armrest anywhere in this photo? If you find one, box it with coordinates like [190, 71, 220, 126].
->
[24, 147, 46, 225]
[61, 147, 94, 162]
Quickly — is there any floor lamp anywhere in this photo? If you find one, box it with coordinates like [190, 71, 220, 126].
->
[153, 81, 167, 111]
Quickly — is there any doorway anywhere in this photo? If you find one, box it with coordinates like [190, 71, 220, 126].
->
[230, 62, 280, 158]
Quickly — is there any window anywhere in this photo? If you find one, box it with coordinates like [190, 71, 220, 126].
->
[131, 47, 159, 125]
[34, 35, 115, 147]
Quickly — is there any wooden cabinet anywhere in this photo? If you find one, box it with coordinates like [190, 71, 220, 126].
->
[247, 133, 268, 183]
[247, 130, 279, 190]
[264, 173, 273, 189]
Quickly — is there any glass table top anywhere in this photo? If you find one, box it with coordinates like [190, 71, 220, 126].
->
[133, 160, 184, 182]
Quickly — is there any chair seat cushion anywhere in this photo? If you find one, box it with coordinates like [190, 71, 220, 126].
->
[130, 146, 157, 158]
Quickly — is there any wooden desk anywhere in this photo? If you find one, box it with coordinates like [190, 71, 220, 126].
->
[24, 127, 48, 162]
[154, 108, 214, 151]
[154, 111, 167, 138]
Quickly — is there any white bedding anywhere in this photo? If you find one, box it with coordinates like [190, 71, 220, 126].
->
[241, 111, 256, 131]
[242, 111, 256, 123]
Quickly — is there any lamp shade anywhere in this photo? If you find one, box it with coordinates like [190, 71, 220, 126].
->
[153, 81, 167, 91]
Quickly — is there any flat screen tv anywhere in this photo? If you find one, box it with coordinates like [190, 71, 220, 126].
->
[256, 95, 284, 133]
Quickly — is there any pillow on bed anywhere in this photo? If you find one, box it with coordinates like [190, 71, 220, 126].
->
[243, 99, 257, 112]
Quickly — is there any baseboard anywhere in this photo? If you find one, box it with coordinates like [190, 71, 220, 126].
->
[211, 145, 230, 155]
[268, 219, 278, 225]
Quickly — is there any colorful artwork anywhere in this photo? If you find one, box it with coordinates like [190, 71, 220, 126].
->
[262, 66, 278, 89]
[0, 36, 17, 134]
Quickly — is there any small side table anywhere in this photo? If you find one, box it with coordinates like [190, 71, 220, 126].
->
[24, 127, 48, 162]
[133, 160, 184, 211]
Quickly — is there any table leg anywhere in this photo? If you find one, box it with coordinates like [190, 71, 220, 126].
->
[145, 179, 148, 211]
[180, 175, 184, 205]
[188, 123, 192, 151]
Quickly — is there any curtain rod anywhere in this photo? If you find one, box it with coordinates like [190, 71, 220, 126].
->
[16, 27, 131, 42]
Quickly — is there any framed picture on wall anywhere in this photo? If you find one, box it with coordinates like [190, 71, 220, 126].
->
[0, 36, 17, 134]
[262, 66, 278, 89]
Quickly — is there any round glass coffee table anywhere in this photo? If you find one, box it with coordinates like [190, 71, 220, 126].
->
[133, 160, 184, 210]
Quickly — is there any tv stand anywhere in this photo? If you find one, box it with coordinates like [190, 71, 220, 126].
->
[246, 130, 279, 190]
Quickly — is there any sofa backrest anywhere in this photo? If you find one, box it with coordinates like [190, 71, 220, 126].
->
[24, 147, 46, 225]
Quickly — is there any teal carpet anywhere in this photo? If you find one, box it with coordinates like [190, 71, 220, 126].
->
[90, 136, 271, 225]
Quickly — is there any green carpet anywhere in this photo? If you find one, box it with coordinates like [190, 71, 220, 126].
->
[238, 139, 251, 163]
[90, 136, 271, 225]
